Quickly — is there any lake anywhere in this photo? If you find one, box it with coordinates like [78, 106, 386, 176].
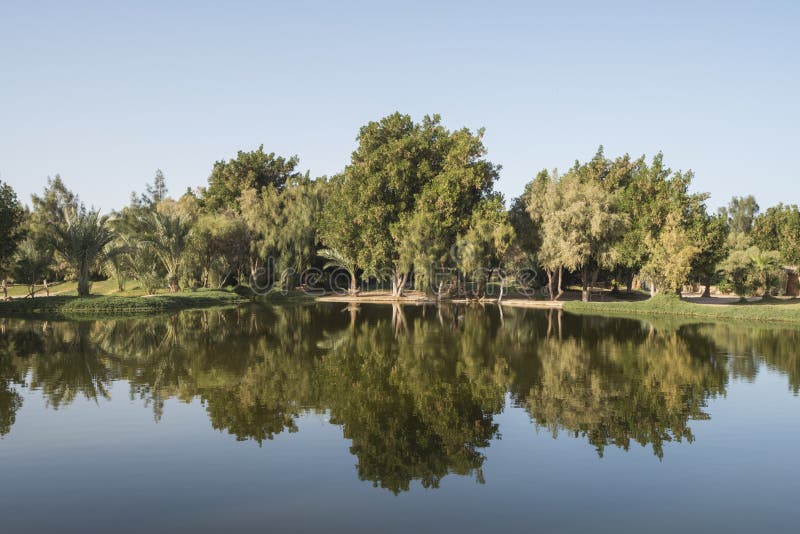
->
[1, 303, 799, 533]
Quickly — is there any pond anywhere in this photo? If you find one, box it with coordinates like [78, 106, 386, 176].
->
[1, 303, 799, 533]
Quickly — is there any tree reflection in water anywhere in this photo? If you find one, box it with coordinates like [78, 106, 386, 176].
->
[1, 304, 799, 490]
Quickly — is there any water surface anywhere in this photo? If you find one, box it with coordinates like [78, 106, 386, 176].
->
[1, 303, 799, 532]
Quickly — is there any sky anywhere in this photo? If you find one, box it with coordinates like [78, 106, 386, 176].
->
[1, 0, 798, 212]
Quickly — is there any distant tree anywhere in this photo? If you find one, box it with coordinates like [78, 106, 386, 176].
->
[0, 181, 25, 276]
[134, 169, 169, 207]
[720, 195, 760, 237]
[51, 207, 115, 297]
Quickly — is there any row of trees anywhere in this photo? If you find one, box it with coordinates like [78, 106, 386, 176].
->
[0, 112, 798, 300]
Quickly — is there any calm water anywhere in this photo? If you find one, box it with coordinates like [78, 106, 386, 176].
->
[1, 303, 799, 533]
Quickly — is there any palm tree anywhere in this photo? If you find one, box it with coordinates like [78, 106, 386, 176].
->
[750, 248, 782, 298]
[51, 207, 114, 297]
[319, 248, 359, 295]
[140, 212, 192, 293]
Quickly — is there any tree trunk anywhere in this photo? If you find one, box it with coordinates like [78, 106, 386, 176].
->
[556, 266, 564, 300]
[650, 279, 656, 297]
[2, 279, 7, 301]
[702, 284, 711, 298]
[581, 265, 590, 302]
[391, 270, 408, 298]
[78, 264, 91, 297]
[349, 270, 358, 296]
[546, 269, 555, 301]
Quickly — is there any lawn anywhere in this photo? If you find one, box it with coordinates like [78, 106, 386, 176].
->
[0, 286, 249, 318]
[563, 294, 800, 324]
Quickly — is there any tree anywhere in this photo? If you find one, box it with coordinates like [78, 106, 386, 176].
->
[752, 204, 800, 266]
[720, 195, 759, 237]
[749, 248, 783, 297]
[187, 212, 250, 288]
[721, 248, 757, 301]
[13, 238, 52, 297]
[51, 207, 115, 296]
[535, 168, 628, 302]
[689, 212, 730, 297]
[138, 211, 192, 292]
[641, 212, 700, 295]
[455, 195, 515, 300]
[319, 248, 359, 295]
[29, 175, 79, 278]
[240, 175, 325, 289]
[321, 113, 500, 297]
[133, 169, 169, 208]
[203, 146, 302, 211]
[0, 181, 25, 276]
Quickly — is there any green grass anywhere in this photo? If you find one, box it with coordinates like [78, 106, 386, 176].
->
[0, 288, 249, 319]
[564, 294, 800, 324]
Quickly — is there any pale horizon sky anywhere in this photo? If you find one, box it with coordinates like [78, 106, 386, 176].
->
[1, 0, 798, 212]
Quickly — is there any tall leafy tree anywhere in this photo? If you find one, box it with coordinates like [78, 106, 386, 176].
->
[0, 180, 25, 277]
[240, 175, 325, 289]
[641, 213, 699, 295]
[203, 146, 302, 211]
[720, 195, 760, 237]
[455, 195, 515, 299]
[752, 203, 800, 265]
[321, 113, 499, 297]
[534, 163, 628, 302]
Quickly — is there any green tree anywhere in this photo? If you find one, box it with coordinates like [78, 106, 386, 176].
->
[240, 175, 325, 289]
[749, 248, 783, 297]
[51, 206, 115, 296]
[455, 195, 515, 299]
[203, 146, 302, 211]
[321, 113, 499, 297]
[689, 211, 730, 297]
[13, 238, 53, 297]
[536, 169, 628, 302]
[0, 180, 25, 277]
[720, 195, 759, 237]
[138, 211, 192, 292]
[752, 203, 800, 265]
[641, 212, 700, 295]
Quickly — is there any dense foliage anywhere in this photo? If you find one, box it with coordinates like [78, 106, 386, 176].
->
[2, 113, 797, 300]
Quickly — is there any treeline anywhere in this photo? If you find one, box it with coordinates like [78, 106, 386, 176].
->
[0, 112, 798, 300]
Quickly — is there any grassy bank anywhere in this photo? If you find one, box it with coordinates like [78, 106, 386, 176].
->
[0, 289, 249, 319]
[564, 294, 800, 324]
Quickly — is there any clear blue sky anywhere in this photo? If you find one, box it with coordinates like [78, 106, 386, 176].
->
[1, 0, 797, 212]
